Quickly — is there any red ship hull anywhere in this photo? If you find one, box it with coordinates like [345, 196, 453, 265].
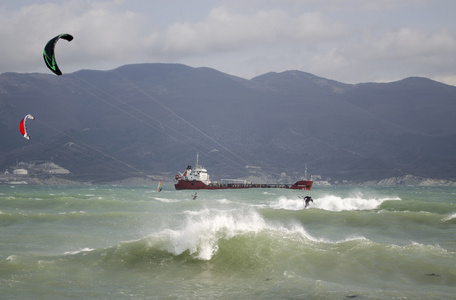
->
[174, 180, 313, 190]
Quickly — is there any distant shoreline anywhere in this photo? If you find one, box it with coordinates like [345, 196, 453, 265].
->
[1, 174, 455, 187]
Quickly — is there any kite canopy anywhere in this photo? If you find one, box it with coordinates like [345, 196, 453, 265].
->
[19, 114, 35, 140]
[43, 33, 73, 76]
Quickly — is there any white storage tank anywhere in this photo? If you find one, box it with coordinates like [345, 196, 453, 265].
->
[13, 169, 28, 175]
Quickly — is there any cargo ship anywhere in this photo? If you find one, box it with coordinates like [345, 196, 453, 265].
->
[174, 154, 312, 190]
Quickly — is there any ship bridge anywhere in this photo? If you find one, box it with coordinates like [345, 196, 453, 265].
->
[178, 154, 211, 185]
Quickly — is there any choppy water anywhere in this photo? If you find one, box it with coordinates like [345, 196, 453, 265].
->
[1, 185, 455, 299]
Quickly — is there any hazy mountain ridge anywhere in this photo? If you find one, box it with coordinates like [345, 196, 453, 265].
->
[1, 63, 455, 184]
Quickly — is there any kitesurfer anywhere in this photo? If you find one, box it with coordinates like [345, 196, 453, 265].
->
[192, 192, 197, 200]
[300, 196, 313, 208]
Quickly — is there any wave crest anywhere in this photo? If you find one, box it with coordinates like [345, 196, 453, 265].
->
[270, 193, 400, 212]
[442, 212, 456, 223]
[142, 207, 322, 261]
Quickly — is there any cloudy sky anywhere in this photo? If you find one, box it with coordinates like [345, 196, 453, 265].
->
[1, 0, 456, 85]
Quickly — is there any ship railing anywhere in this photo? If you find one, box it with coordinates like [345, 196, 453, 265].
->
[220, 179, 247, 184]
[207, 182, 291, 188]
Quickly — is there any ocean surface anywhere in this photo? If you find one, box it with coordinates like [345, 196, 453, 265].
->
[0, 185, 455, 299]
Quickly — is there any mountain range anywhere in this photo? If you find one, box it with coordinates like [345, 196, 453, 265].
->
[1, 63, 455, 184]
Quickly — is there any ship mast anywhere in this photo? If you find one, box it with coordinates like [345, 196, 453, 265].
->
[196, 152, 199, 168]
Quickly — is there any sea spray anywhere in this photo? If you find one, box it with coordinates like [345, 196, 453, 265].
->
[314, 193, 395, 211]
[269, 191, 400, 211]
[442, 212, 456, 223]
[1, 185, 455, 299]
[148, 207, 268, 260]
[144, 205, 327, 260]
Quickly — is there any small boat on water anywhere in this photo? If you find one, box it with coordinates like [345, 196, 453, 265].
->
[174, 154, 312, 190]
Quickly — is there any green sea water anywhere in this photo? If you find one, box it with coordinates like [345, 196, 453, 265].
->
[1, 185, 455, 299]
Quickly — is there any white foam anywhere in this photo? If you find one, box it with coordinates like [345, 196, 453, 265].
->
[6, 255, 17, 261]
[216, 198, 231, 204]
[64, 248, 95, 255]
[262, 191, 276, 195]
[149, 207, 316, 260]
[153, 197, 179, 203]
[442, 212, 456, 222]
[316, 194, 384, 211]
[58, 211, 86, 215]
[146, 195, 388, 260]
[270, 193, 400, 212]
[269, 196, 306, 210]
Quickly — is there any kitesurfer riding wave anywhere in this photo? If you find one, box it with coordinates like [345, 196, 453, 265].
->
[299, 195, 313, 208]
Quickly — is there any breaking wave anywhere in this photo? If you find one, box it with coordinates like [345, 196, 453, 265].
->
[269, 192, 400, 211]
[442, 212, 456, 223]
[143, 207, 320, 260]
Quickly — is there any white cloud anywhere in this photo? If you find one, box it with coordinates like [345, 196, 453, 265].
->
[307, 26, 456, 83]
[358, 27, 456, 62]
[361, 0, 402, 11]
[0, 0, 455, 86]
[434, 75, 456, 87]
[1, 2, 352, 72]
[158, 6, 350, 57]
[0, 1, 148, 73]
